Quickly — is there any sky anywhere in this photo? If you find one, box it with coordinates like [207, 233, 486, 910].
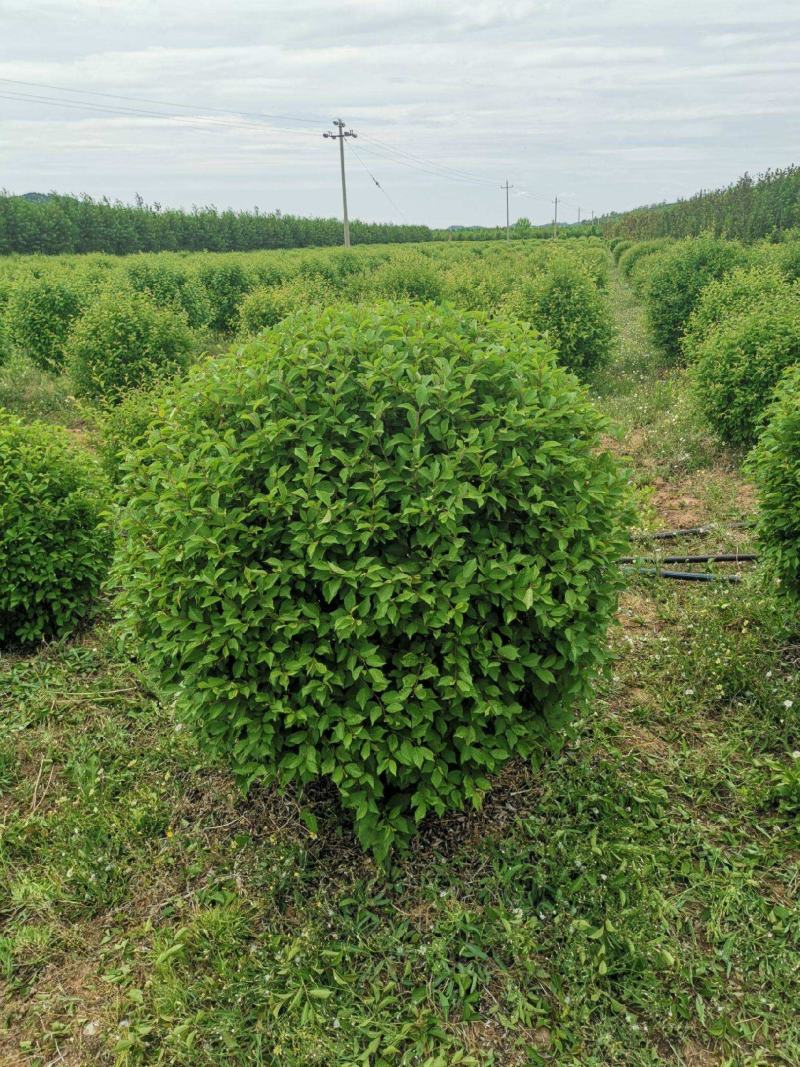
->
[1, 0, 799, 228]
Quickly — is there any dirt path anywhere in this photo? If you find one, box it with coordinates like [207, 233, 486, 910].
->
[597, 261, 755, 541]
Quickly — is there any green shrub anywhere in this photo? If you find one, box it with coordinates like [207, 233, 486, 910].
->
[67, 288, 194, 402]
[618, 239, 672, 282]
[6, 276, 84, 370]
[441, 261, 509, 314]
[691, 290, 800, 447]
[237, 285, 286, 333]
[196, 261, 255, 332]
[568, 244, 610, 290]
[96, 382, 165, 483]
[124, 258, 211, 328]
[113, 303, 629, 860]
[372, 254, 444, 302]
[237, 277, 334, 335]
[772, 240, 800, 282]
[681, 265, 789, 362]
[643, 236, 747, 362]
[504, 258, 616, 375]
[0, 313, 9, 367]
[612, 240, 633, 263]
[748, 367, 800, 597]
[0, 414, 111, 646]
[251, 261, 291, 287]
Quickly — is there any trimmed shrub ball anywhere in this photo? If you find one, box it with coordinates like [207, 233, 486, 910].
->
[124, 257, 212, 329]
[195, 260, 255, 332]
[112, 303, 630, 859]
[96, 381, 164, 484]
[749, 367, 800, 597]
[503, 257, 616, 376]
[237, 277, 335, 336]
[0, 414, 112, 646]
[67, 287, 194, 402]
[618, 239, 673, 282]
[691, 289, 800, 448]
[6, 275, 84, 371]
[371, 253, 444, 303]
[681, 264, 789, 363]
[612, 240, 633, 263]
[643, 236, 747, 363]
[0, 313, 9, 367]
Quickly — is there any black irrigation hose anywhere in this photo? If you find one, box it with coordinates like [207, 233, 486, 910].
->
[632, 521, 752, 542]
[622, 566, 742, 584]
[619, 553, 758, 565]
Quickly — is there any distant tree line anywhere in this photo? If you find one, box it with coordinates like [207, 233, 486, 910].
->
[601, 167, 800, 242]
[0, 193, 433, 255]
[431, 218, 601, 241]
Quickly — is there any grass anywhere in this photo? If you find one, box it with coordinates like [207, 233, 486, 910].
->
[1, 261, 799, 1065]
[0, 351, 84, 428]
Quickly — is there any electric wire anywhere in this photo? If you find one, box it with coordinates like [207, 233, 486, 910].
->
[348, 144, 409, 221]
[0, 76, 325, 128]
[0, 88, 321, 140]
[358, 133, 500, 188]
[1, 77, 581, 219]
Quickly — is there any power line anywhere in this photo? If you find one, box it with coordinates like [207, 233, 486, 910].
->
[0, 76, 325, 129]
[0, 75, 510, 192]
[0, 78, 586, 224]
[0, 88, 322, 140]
[359, 133, 499, 188]
[356, 141, 500, 189]
[349, 144, 409, 221]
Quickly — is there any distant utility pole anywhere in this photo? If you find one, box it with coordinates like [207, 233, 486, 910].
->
[578, 207, 581, 225]
[502, 180, 513, 240]
[323, 118, 357, 247]
[553, 196, 558, 240]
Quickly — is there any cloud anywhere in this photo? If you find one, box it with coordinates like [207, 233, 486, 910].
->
[1, 0, 799, 225]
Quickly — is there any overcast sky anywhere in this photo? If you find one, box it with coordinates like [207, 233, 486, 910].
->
[1, 0, 799, 228]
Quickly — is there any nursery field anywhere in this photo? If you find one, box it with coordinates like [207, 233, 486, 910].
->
[1, 236, 799, 1066]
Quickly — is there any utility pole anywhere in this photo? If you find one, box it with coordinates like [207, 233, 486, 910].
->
[502, 179, 513, 240]
[577, 207, 581, 225]
[323, 118, 357, 247]
[553, 196, 558, 240]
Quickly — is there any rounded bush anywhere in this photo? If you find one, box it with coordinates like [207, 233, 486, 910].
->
[6, 276, 84, 370]
[372, 254, 444, 302]
[0, 313, 9, 367]
[504, 258, 616, 375]
[113, 303, 629, 860]
[618, 239, 673, 282]
[237, 277, 334, 335]
[124, 258, 211, 329]
[749, 368, 800, 597]
[67, 288, 194, 402]
[96, 382, 164, 484]
[0, 414, 111, 646]
[612, 240, 634, 263]
[566, 244, 609, 290]
[691, 289, 800, 448]
[442, 261, 509, 313]
[681, 265, 789, 362]
[643, 236, 747, 362]
[772, 240, 800, 282]
[196, 261, 254, 332]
